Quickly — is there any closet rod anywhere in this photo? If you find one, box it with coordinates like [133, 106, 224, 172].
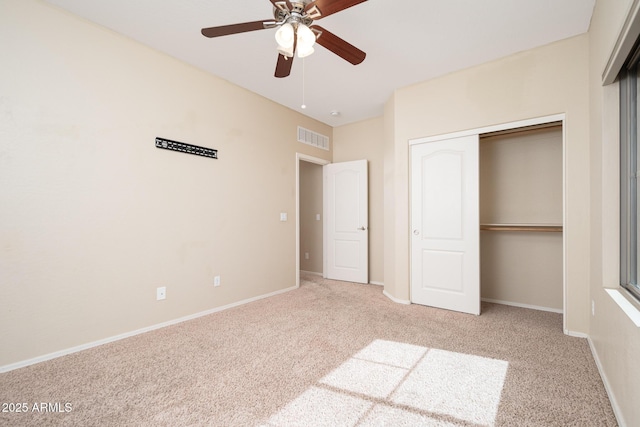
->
[480, 224, 563, 232]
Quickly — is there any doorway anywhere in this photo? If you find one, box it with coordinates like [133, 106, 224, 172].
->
[296, 154, 329, 287]
[296, 154, 370, 287]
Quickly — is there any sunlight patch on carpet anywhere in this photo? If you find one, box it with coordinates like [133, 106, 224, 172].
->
[261, 387, 372, 426]
[262, 339, 508, 426]
[319, 358, 408, 399]
[352, 340, 428, 369]
[391, 348, 509, 425]
[359, 404, 461, 426]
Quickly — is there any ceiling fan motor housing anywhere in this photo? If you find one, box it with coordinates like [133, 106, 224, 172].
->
[273, 1, 317, 27]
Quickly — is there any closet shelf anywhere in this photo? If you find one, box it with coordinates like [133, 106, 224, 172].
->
[480, 223, 563, 232]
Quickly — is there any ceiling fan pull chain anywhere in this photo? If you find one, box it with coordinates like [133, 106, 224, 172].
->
[301, 57, 307, 109]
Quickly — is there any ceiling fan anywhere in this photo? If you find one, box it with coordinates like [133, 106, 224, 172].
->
[201, 0, 367, 78]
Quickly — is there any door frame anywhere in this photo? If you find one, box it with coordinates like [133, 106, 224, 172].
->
[296, 153, 330, 288]
[408, 114, 567, 331]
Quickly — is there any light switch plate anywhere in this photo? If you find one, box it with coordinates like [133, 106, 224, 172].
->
[280, 212, 287, 221]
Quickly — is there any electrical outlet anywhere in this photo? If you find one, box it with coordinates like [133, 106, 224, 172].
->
[592, 300, 595, 316]
[157, 287, 166, 301]
[304, 252, 310, 260]
[214, 276, 221, 287]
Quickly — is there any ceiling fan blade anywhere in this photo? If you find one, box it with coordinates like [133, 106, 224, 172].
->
[312, 25, 366, 65]
[269, 0, 292, 10]
[201, 20, 273, 38]
[311, 0, 367, 19]
[275, 53, 294, 78]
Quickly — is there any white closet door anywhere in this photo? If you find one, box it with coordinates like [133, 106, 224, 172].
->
[410, 135, 480, 315]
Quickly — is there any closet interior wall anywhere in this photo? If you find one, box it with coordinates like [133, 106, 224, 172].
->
[479, 124, 563, 312]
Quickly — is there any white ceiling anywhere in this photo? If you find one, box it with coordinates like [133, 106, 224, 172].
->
[44, 0, 595, 127]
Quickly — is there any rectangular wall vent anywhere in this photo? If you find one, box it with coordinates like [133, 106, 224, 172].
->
[297, 126, 329, 151]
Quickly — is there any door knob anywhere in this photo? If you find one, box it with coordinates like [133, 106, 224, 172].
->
[358, 226, 367, 231]
[413, 229, 420, 235]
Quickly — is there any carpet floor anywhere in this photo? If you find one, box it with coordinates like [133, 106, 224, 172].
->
[0, 274, 617, 426]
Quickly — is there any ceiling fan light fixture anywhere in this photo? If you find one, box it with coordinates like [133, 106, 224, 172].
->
[278, 44, 294, 58]
[275, 22, 294, 48]
[296, 24, 316, 50]
[297, 44, 314, 58]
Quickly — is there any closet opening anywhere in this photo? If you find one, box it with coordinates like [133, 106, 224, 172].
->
[479, 121, 563, 313]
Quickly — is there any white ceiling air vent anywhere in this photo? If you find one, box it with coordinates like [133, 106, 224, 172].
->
[297, 126, 329, 151]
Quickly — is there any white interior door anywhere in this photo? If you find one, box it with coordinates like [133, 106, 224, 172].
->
[324, 160, 368, 284]
[411, 135, 480, 315]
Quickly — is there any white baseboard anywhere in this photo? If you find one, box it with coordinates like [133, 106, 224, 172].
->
[587, 336, 625, 427]
[383, 290, 411, 305]
[300, 271, 383, 287]
[564, 330, 588, 338]
[481, 298, 563, 314]
[0, 285, 298, 374]
[300, 270, 323, 277]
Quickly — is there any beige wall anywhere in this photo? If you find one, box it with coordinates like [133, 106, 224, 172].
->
[589, 0, 640, 425]
[0, 0, 331, 368]
[385, 35, 591, 333]
[333, 118, 385, 284]
[480, 128, 563, 225]
[383, 94, 401, 300]
[299, 161, 323, 274]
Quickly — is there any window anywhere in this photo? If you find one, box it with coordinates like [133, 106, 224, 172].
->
[620, 44, 640, 301]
